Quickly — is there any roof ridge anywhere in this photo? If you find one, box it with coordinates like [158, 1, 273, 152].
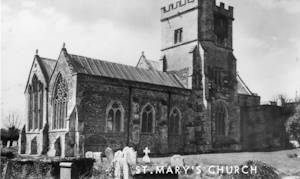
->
[39, 57, 56, 61]
[67, 53, 186, 89]
[69, 53, 166, 74]
[69, 53, 135, 68]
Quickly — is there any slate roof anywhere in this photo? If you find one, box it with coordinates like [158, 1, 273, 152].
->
[67, 54, 185, 88]
[37, 57, 56, 82]
[136, 55, 163, 71]
[135, 56, 255, 95]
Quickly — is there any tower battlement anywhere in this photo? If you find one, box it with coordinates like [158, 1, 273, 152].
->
[161, 0, 196, 14]
[160, 0, 198, 20]
[214, 2, 234, 19]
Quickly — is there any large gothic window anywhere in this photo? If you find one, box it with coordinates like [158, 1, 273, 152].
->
[52, 74, 68, 130]
[32, 75, 39, 130]
[28, 85, 33, 130]
[27, 75, 44, 131]
[215, 102, 227, 136]
[38, 82, 43, 129]
[169, 107, 181, 135]
[106, 101, 124, 132]
[141, 104, 155, 133]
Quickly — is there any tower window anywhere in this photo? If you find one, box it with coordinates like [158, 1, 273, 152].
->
[174, 28, 183, 44]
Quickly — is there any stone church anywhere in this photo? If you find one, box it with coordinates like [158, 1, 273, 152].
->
[20, 0, 289, 157]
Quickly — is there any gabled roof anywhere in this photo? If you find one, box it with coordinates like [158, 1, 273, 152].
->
[67, 54, 185, 89]
[237, 73, 253, 95]
[37, 57, 56, 82]
[136, 54, 162, 71]
[24, 55, 56, 92]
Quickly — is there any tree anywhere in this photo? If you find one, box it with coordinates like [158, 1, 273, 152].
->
[2, 113, 22, 147]
[286, 104, 300, 143]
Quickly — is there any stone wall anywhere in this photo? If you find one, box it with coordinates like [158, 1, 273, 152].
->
[238, 94, 260, 107]
[76, 74, 190, 155]
[240, 105, 289, 151]
[202, 42, 241, 150]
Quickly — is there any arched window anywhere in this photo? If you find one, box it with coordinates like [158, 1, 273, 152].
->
[52, 74, 68, 130]
[106, 101, 124, 132]
[169, 107, 181, 135]
[28, 85, 33, 130]
[141, 103, 155, 133]
[215, 102, 227, 136]
[32, 75, 39, 130]
[28, 75, 44, 131]
[38, 82, 43, 129]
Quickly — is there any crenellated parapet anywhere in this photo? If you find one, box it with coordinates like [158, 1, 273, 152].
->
[161, 0, 196, 13]
[214, 2, 234, 19]
[161, 0, 198, 20]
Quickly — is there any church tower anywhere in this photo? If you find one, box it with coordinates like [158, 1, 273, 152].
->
[161, 0, 240, 151]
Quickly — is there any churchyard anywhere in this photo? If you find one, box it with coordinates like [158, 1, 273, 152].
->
[1, 145, 300, 179]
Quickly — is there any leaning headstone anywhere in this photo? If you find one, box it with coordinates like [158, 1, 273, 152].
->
[114, 150, 124, 179]
[105, 147, 114, 164]
[85, 151, 93, 158]
[12, 141, 18, 147]
[170, 155, 184, 167]
[142, 147, 151, 163]
[123, 147, 137, 166]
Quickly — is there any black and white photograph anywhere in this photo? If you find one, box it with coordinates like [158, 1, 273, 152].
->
[1, 0, 300, 178]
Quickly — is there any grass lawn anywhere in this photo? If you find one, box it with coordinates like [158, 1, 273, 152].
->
[148, 149, 300, 177]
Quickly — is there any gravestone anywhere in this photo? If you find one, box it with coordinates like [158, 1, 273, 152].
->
[105, 147, 114, 164]
[85, 151, 93, 158]
[170, 155, 184, 167]
[31, 137, 37, 154]
[114, 150, 125, 179]
[20, 126, 26, 154]
[54, 137, 61, 157]
[12, 141, 18, 147]
[142, 147, 151, 163]
[93, 152, 102, 161]
[123, 147, 137, 166]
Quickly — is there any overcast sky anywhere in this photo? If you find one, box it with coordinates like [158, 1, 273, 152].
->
[1, 0, 300, 126]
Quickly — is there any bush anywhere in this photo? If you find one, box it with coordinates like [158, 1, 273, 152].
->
[3, 157, 95, 179]
[222, 160, 280, 179]
[1, 147, 18, 159]
[286, 104, 300, 143]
